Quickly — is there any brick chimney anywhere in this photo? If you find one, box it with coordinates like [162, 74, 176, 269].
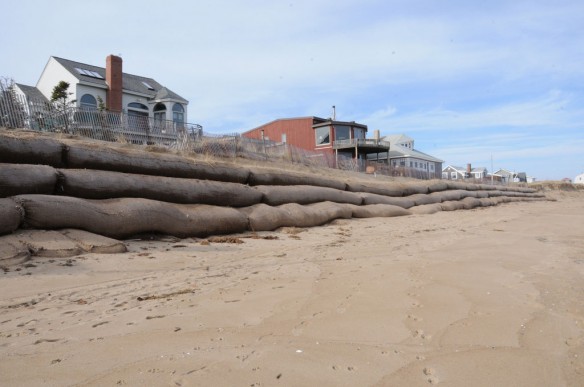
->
[466, 163, 472, 178]
[106, 55, 123, 112]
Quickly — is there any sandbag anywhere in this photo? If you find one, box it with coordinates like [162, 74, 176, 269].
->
[427, 181, 449, 193]
[240, 201, 351, 231]
[479, 198, 496, 207]
[410, 203, 443, 215]
[15, 195, 249, 239]
[446, 181, 468, 190]
[0, 163, 57, 197]
[239, 203, 296, 231]
[487, 190, 504, 197]
[430, 190, 465, 202]
[360, 192, 415, 208]
[407, 193, 442, 206]
[477, 184, 497, 191]
[59, 229, 127, 254]
[0, 238, 30, 266]
[58, 169, 263, 207]
[0, 133, 65, 167]
[281, 202, 352, 227]
[401, 184, 430, 196]
[461, 197, 483, 210]
[65, 142, 250, 183]
[440, 201, 466, 211]
[348, 204, 411, 218]
[254, 185, 363, 206]
[345, 182, 407, 197]
[0, 198, 23, 235]
[247, 168, 347, 190]
[474, 190, 490, 198]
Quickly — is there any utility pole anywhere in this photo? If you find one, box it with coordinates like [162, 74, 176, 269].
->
[491, 154, 494, 185]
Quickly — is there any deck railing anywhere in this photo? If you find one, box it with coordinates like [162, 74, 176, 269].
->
[333, 138, 391, 148]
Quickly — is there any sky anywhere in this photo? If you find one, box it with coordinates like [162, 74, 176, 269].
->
[2, 0, 583, 180]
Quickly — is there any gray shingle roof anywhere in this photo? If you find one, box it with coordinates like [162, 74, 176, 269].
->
[388, 143, 444, 163]
[15, 83, 49, 102]
[52, 57, 187, 104]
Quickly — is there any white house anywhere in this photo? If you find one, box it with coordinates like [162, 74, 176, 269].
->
[15, 55, 188, 125]
[575, 173, 584, 185]
[442, 165, 467, 180]
[370, 134, 443, 179]
[442, 164, 488, 180]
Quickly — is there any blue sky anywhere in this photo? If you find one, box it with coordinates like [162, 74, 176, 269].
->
[2, 0, 583, 180]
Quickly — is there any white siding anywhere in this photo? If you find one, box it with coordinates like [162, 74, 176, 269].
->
[76, 84, 107, 108]
[36, 57, 78, 102]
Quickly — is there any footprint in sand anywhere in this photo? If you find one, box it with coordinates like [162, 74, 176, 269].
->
[413, 329, 431, 340]
[423, 367, 439, 384]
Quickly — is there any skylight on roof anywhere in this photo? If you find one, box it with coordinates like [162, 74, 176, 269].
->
[142, 81, 155, 91]
[75, 67, 104, 79]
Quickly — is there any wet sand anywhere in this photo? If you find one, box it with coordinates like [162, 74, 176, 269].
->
[1, 192, 583, 386]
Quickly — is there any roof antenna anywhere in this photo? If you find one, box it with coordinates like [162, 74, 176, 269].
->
[332, 105, 336, 121]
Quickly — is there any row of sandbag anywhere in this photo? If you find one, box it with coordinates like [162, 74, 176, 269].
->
[0, 134, 538, 195]
[0, 195, 545, 239]
[0, 164, 545, 209]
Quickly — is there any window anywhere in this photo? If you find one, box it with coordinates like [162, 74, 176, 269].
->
[127, 103, 149, 133]
[154, 103, 166, 120]
[315, 126, 330, 145]
[281, 133, 287, 143]
[430, 164, 434, 170]
[442, 172, 448, 179]
[75, 68, 104, 79]
[410, 161, 413, 167]
[80, 94, 97, 110]
[451, 172, 457, 179]
[172, 103, 184, 128]
[353, 128, 366, 139]
[142, 81, 155, 91]
[128, 102, 148, 111]
[153, 103, 167, 130]
[334, 125, 350, 141]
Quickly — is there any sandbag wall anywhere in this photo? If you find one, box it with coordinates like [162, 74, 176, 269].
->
[0, 132, 546, 239]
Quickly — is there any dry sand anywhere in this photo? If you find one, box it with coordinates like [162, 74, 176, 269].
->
[0, 192, 583, 386]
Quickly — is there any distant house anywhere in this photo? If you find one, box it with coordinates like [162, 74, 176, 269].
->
[242, 116, 390, 163]
[470, 166, 488, 179]
[372, 134, 443, 179]
[14, 55, 188, 125]
[575, 173, 584, 185]
[442, 164, 488, 181]
[491, 169, 528, 183]
[442, 165, 468, 180]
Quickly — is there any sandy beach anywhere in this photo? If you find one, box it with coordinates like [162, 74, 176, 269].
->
[1, 191, 583, 386]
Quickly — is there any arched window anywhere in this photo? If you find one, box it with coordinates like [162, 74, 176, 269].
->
[80, 94, 97, 110]
[154, 103, 166, 122]
[172, 103, 184, 127]
[172, 103, 185, 128]
[127, 102, 149, 133]
[128, 102, 148, 111]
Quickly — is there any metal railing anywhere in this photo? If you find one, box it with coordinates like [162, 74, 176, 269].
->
[1, 92, 203, 148]
[333, 138, 391, 148]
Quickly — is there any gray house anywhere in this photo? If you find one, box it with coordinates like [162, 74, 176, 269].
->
[368, 134, 443, 179]
[14, 55, 189, 125]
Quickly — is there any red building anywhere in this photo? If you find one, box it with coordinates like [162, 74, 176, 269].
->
[242, 116, 390, 163]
